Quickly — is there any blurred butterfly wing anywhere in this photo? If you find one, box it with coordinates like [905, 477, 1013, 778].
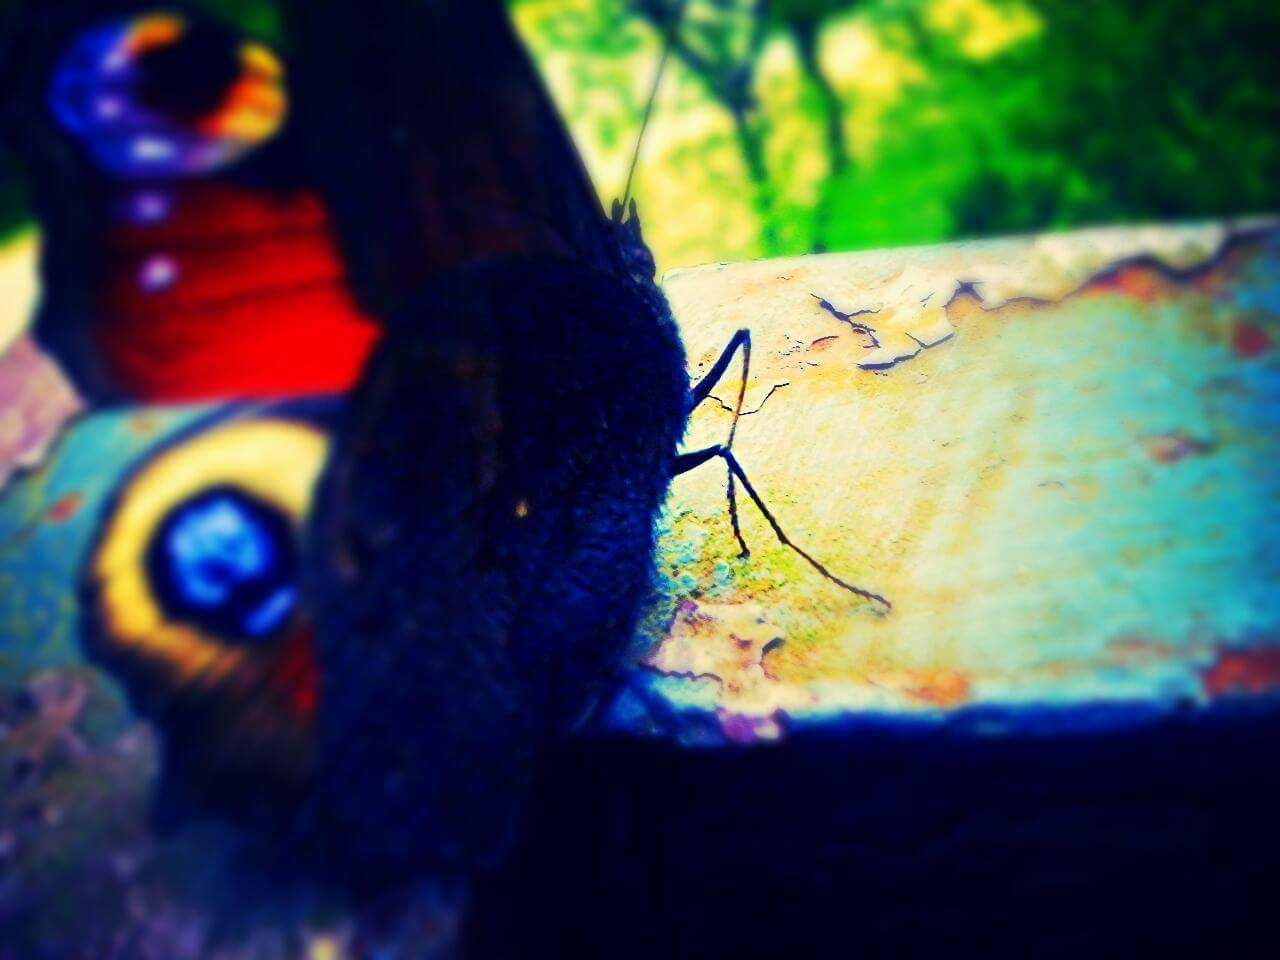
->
[5, 0, 634, 402]
[79, 405, 338, 824]
[304, 257, 687, 871]
[303, 265, 536, 871]
[280, 4, 686, 870]
[283, 0, 625, 319]
[76, 177, 381, 402]
[11, 0, 684, 861]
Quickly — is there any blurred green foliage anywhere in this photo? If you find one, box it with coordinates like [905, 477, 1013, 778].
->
[513, 0, 1279, 266]
[3, 0, 1277, 268]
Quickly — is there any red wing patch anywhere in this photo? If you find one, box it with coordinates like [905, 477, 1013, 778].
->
[96, 182, 381, 401]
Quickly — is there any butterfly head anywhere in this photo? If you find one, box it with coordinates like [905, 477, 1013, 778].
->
[48, 8, 286, 178]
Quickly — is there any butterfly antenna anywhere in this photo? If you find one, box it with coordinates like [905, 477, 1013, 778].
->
[620, 0, 690, 211]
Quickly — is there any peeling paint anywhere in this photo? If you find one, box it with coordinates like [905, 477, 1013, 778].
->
[645, 221, 1280, 733]
[1143, 432, 1214, 464]
[671, 217, 1277, 390]
[1202, 645, 1280, 698]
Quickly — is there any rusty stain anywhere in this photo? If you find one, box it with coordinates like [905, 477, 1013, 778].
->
[1202, 647, 1280, 697]
[44, 491, 84, 523]
[808, 335, 840, 353]
[1232, 321, 1273, 359]
[1105, 633, 1181, 666]
[1144, 432, 1213, 464]
[127, 413, 162, 437]
[1086, 263, 1172, 301]
[897, 670, 973, 708]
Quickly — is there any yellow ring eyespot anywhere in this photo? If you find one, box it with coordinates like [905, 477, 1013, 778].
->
[88, 417, 325, 675]
[241, 41, 284, 82]
[122, 12, 187, 58]
[83, 415, 330, 787]
[198, 41, 288, 142]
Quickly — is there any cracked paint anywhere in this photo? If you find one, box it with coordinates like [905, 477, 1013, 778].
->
[672, 216, 1276, 390]
[812, 268, 958, 370]
[708, 381, 790, 416]
[645, 219, 1280, 734]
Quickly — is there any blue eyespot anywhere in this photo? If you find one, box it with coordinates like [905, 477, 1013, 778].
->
[146, 487, 298, 641]
[48, 14, 287, 179]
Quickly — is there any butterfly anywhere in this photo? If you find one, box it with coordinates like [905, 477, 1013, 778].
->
[2, 0, 884, 880]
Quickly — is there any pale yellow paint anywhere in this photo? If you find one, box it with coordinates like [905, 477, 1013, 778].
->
[0, 232, 39, 353]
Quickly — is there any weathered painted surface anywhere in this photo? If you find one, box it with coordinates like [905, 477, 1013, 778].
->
[615, 219, 1280, 740]
[0, 220, 1278, 954]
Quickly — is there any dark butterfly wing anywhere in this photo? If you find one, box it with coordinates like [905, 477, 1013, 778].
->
[282, 0, 628, 317]
[4, 0, 636, 403]
[271, 3, 691, 875]
[305, 256, 687, 872]
[274, 2, 689, 872]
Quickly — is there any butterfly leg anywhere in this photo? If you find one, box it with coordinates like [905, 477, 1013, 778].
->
[687, 328, 751, 556]
[687, 328, 751, 412]
[673, 444, 891, 610]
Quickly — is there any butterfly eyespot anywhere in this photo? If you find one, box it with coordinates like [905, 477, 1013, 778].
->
[83, 416, 330, 792]
[146, 487, 299, 643]
[131, 16, 244, 124]
[49, 10, 288, 178]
